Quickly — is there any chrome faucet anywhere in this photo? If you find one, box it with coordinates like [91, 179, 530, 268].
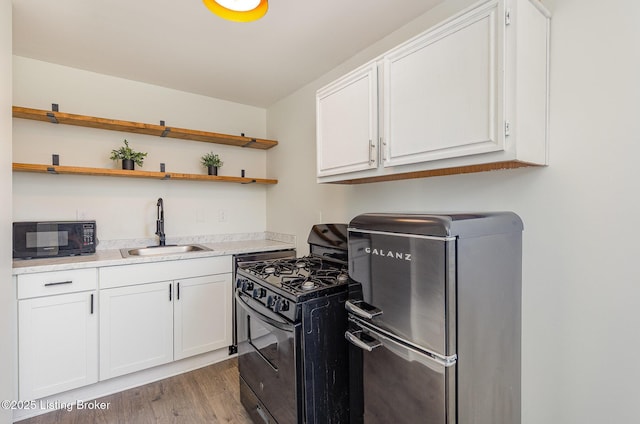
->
[155, 197, 166, 246]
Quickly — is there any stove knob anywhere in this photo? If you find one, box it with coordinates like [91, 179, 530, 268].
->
[253, 288, 266, 299]
[272, 297, 282, 312]
[242, 281, 254, 292]
[236, 279, 245, 289]
[279, 299, 290, 312]
[266, 296, 275, 308]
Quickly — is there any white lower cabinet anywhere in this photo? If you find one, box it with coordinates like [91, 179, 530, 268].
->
[174, 274, 232, 360]
[16, 256, 234, 399]
[99, 281, 174, 380]
[98, 256, 232, 381]
[17, 269, 98, 400]
[100, 273, 233, 380]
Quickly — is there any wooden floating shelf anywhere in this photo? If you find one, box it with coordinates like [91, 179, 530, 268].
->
[12, 106, 278, 150]
[12, 163, 278, 185]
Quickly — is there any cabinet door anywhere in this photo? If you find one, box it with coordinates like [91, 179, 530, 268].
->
[18, 291, 98, 400]
[316, 62, 378, 177]
[174, 274, 232, 360]
[383, 1, 503, 167]
[99, 281, 174, 380]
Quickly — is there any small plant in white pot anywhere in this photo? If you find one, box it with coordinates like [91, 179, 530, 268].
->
[201, 152, 223, 175]
[110, 139, 148, 170]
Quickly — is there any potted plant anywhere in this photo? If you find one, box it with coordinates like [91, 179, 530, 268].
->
[110, 139, 148, 170]
[201, 152, 223, 176]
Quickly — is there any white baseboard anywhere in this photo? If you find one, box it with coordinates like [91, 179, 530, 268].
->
[13, 348, 234, 422]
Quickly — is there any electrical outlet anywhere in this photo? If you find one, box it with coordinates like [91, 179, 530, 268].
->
[218, 209, 228, 223]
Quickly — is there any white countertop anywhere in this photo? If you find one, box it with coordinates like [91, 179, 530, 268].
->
[12, 235, 296, 275]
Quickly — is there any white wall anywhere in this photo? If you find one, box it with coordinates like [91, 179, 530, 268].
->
[0, 0, 14, 422]
[13, 57, 271, 241]
[267, 0, 640, 423]
[266, 86, 350, 253]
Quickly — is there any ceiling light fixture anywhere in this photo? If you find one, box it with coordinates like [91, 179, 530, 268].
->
[202, 0, 268, 22]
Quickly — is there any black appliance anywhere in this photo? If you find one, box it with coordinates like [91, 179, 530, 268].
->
[13, 221, 97, 259]
[346, 212, 523, 424]
[235, 224, 350, 424]
[231, 248, 297, 354]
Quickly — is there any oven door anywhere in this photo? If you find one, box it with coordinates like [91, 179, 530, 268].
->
[232, 250, 296, 353]
[236, 290, 301, 424]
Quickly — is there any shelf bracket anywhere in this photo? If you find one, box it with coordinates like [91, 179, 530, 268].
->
[159, 120, 171, 137]
[242, 138, 257, 148]
[241, 179, 257, 185]
[46, 167, 58, 174]
[46, 112, 58, 124]
[162, 174, 171, 180]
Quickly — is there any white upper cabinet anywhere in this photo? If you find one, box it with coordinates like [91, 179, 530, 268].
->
[316, 0, 550, 184]
[316, 62, 378, 177]
[382, 2, 502, 166]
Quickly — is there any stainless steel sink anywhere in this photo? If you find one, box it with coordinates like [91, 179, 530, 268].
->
[120, 244, 211, 258]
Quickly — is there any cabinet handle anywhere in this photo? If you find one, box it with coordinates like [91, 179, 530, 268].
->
[177, 282, 180, 300]
[44, 280, 72, 286]
[369, 139, 376, 165]
[90, 293, 94, 314]
[169, 284, 172, 301]
[382, 138, 387, 161]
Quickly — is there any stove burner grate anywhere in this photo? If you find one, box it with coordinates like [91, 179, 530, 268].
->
[242, 256, 350, 296]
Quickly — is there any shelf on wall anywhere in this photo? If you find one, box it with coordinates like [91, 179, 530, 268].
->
[12, 163, 277, 185]
[12, 106, 278, 150]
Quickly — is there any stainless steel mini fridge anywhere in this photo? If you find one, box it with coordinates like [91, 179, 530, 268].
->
[345, 212, 523, 424]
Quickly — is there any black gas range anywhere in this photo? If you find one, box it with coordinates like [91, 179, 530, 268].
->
[236, 255, 349, 321]
[235, 224, 350, 424]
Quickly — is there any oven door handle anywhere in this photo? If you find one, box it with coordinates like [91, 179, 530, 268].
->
[235, 291, 295, 333]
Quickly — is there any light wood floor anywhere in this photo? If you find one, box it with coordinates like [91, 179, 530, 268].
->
[16, 358, 254, 424]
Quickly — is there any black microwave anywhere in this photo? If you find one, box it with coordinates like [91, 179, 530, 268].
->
[13, 221, 97, 259]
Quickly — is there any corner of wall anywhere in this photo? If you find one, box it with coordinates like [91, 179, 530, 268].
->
[1, 0, 15, 422]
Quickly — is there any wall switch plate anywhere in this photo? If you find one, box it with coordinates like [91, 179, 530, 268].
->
[218, 209, 228, 223]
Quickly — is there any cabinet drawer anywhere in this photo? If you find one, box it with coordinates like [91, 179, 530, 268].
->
[99, 256, 231, 289]
[17, 268, 98, 299]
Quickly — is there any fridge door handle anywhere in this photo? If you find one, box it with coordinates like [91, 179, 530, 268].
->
[350, 316, 458, 367]
[345, 330, 383, 352]
[345, 300, 383, 320]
